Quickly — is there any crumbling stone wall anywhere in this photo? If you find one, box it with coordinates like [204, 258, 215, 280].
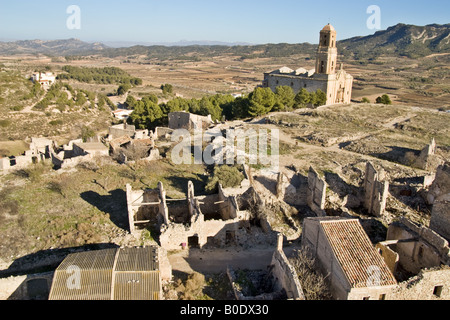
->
[154, 127, 174, 140]
[429, 163, 450, 241]
[363, 162, 389, 217]
[386, 217, 450, 275]
[270, 235, 305, 300]
[307, 167, 327, 216]
[108, 123, 136, 139]
[376, 241, 400, 275]
[414, 139, 443, 171]
[217, 184, 239, 220]
[390, 267, 450, 300]
[168, 112, 212, 130]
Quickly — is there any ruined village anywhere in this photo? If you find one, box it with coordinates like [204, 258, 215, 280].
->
[0, 22, 449, 302]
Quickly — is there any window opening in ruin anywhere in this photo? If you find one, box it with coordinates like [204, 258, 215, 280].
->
[206, 236, 215, 247]
[32, 156, 38, 164]
[418, 246, 424, 259]
[433, 286, 443, 298]
[188, 235, 199, 248]
[225, 230, 236, 246]
[379, 294, 386, 300]
[363, 297, 370, 300]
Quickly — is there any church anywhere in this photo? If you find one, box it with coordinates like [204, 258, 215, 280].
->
[262, 24, 353, 105]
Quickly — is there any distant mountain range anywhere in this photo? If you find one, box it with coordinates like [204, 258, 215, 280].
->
[0, 38, 108, 56]
[338, 23, 450, 59]
[102, 40, 254, 48]
[0, 23, 449, 59]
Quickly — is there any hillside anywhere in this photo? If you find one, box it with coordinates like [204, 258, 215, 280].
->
[339, 23, 450, 59]
[0, 38, 108, 56]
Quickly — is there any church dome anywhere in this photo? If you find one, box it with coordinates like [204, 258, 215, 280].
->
[321, 23, 336, 32]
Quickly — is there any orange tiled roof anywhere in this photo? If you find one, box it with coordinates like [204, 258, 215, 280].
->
[320, 219, 397, 288]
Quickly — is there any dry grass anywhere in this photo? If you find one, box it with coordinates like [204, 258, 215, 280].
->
[289, 249, 333, 300]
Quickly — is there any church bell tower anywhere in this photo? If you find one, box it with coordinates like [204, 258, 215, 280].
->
[315, 24, 338, 75]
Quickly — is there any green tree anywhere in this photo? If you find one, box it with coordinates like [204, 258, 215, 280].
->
[199, 96, 222, 121]
[376, 94, 392, 105]
[161, 97, 189, 115]
[188, 98, 200, 114]
[231, 96, 251, 119]
[294, 88, 311, 108]
[75, 92, 87, 106]
[129, 100, 164, 129]
[117, 84, 131, 96]
[125, 95, 137, 109]
[312, 89, 327, 107]
[275, 86, 295, 111]
[248, 87, 276, 117]
[361, 97, 370, 103]
[161, 84, 174, 95]
[142, 94, 158, 105]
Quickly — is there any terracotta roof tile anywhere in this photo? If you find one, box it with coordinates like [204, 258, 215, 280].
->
[320, 219, 397, 288]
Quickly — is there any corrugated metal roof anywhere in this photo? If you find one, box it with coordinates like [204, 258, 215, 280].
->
[115, 247, 159, 272]
[48, 247, 161, 300]
[113, 272, 160, 300]
[320, 219, 397, 288]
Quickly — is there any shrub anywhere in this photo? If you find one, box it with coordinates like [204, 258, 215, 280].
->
[289, 249, 332, 300]
[0, 119, 11, 127]
[205, 165, 244, 193]
[181, 272, 206, 300]
[80, 125, 95, 142]
[49, 119, 63, 126]
[10, 105, 24, 111]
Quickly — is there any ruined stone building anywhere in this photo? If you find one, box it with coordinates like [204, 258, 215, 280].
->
[48, 246, 171, 300]
[106, 123, 160, 163]
[263, 24, 353, 105]
[227, 234, 305, 300]
[126, 179, 273, 251]
[50, 139, 110, 170]
[302, 217, 397, 300]
[377, 217, 450, 300]
[0, 137, 54, 173]
[168, 112, 212, 131]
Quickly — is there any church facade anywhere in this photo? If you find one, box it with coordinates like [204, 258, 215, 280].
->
[262, 24, 353, 105]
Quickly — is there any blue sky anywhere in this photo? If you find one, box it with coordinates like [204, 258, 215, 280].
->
[0, 0, 449, 45]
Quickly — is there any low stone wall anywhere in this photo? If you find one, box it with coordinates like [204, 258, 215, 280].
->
[270, 249, 305, 300]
